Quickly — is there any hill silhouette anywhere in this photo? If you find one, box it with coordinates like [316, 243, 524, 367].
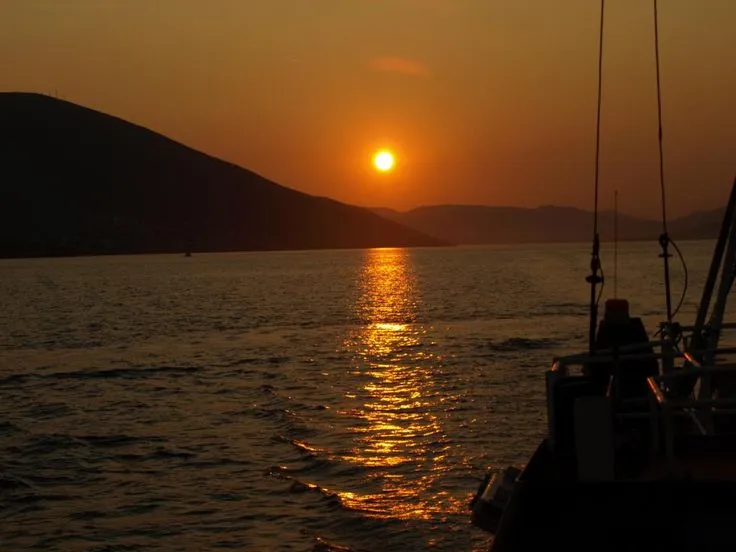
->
[369, 204, 726, 245]
[0, 92, 447, 258]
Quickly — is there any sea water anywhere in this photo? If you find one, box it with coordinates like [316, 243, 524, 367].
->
[0, 241, 721, 551]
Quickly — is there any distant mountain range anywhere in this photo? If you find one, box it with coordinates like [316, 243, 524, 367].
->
[0, 92, 726, 259]
[370, 204, 725, 245]
[0, 92, 445, 258]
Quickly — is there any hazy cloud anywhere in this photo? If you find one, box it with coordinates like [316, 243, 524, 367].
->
[369, 56, 431, 77]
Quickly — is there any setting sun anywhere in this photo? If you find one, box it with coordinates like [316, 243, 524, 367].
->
[373, 150, 395, 173]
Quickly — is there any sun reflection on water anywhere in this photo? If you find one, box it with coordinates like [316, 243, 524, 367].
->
[339, 248, 454, 521]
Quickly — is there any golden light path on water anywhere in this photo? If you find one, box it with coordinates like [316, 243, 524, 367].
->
[338, 248, 462, 522]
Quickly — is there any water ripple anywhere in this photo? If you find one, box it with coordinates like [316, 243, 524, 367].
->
[1, 243, 716, 550]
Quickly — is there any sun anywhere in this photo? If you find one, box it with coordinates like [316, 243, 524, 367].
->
[373, 150, 395, 173]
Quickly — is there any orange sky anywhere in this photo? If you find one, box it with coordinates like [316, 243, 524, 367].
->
[2, 0, 735, 219]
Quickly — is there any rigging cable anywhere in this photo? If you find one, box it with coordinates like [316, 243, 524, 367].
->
[652, 238, 689, 348]
[669, 238, 689, 320]
[653, 0, 674, 324]
[614, 190, 618, 298]
[586, 0, 606, 355]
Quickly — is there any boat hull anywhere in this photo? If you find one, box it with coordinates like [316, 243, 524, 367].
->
[489, 441, 736, 552]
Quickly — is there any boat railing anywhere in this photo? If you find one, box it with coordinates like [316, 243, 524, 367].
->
[677, 322, 736, 331]
[646, 361, 736, 462]
[552, 342, 663, 373]
[551, 345, 736, 378]
[547, 342, 736, 454]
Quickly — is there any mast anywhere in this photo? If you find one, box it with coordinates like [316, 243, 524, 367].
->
[693, 178, 736, 340]
[652, 0, 674, 324]
[586, 0, 606, 355]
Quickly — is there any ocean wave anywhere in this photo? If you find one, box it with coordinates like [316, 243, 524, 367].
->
[484, 336, 561, 352]
[0, 365, 202, 385]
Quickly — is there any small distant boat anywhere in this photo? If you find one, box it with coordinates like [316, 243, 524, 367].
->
[470, 2, 736, 550]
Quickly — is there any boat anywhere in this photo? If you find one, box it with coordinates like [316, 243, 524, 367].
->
[471, 182, 736, 550]
[470, 2, 736, 550]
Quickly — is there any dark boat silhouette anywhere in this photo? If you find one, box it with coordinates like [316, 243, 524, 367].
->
[470, 2, 736, 549]
[471, 187, 736, 547]
[472, 181, 736, 550]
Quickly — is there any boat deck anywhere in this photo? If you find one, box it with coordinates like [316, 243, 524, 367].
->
[644, 433, 736, 480]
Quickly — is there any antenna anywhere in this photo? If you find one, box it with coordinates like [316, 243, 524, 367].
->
[614, 190, 618, 299]
[653, 0, 673, 323]
[586, 0, 606, 355]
